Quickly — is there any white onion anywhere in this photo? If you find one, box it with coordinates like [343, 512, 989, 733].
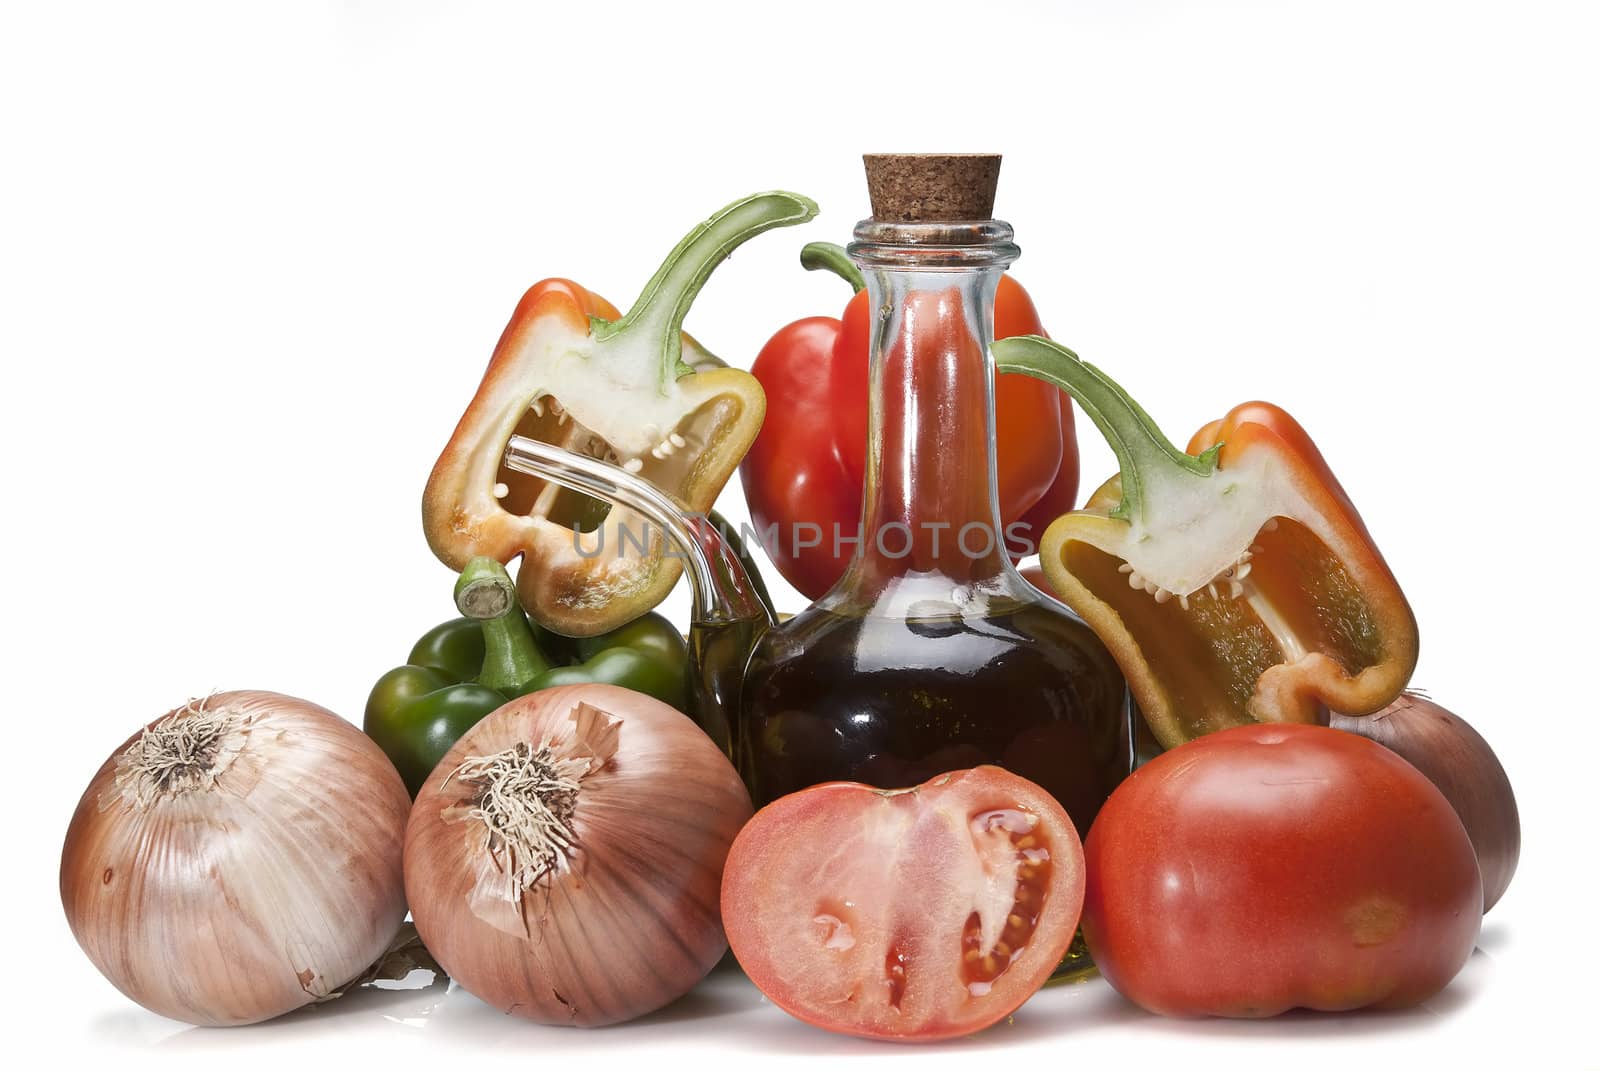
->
[60, 690, 411, 1025]
[405, 683, 752, 1026]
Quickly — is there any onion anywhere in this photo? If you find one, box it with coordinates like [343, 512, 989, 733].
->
[1331, 692, 1520, 912]
[60, 691, 411, 1025]
[405, 683, 751, 1025]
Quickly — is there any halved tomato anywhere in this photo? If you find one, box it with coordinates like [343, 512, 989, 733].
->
[720, 766, 1083, 1041]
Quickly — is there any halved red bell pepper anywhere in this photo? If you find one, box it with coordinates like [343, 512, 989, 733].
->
[423, 192, 815, 635]
[739, 243, 1080, 599]
[994, 335, 1420, 750]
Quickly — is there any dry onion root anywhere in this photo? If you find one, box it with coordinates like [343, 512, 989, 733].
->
[59, 691, 411, 1026]
[404, 683, 752, 1026]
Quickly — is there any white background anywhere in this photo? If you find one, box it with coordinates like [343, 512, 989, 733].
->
[4, 1, 1597, 1067]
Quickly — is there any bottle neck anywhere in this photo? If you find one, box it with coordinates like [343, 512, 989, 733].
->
[838, 221, 1019, 595]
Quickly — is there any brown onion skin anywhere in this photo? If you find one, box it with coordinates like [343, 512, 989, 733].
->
[1332, 693, 1519, 912]
[405, 683, 752, 1026]
[60, 690, 411, 1026]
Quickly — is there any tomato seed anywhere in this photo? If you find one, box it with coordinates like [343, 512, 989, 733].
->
[958, 813, 1056, 991]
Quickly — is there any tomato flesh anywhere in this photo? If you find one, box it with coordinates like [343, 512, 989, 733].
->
[720, 767, 1083, 1041]
[1082, 723, 1482, 1017]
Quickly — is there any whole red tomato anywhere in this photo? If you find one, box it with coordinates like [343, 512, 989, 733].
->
[721, 767, 1083, 1041]
[1082, 723, 1481, 1017]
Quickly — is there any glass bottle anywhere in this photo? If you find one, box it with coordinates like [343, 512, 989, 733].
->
[737, 213, 1133, 842]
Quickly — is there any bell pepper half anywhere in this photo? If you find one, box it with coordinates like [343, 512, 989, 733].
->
[364, 557, 691, 794]
[739, 242, 1080, 599]
[424, 192, 817, 636]
[994, 336, 1419, 751]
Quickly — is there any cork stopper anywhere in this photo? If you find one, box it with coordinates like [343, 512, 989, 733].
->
[863, 153, 1001, 222]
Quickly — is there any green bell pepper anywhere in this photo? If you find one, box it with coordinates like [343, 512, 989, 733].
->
[364, 557, 551, 795]
[514, 613, 691, 711]
[364, 556, 694, 794]
[405, 617, 485, 681]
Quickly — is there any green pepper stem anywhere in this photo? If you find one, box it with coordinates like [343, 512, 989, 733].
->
[453, 557, 552, 692]
[594, 192, 820, 382]
[992, 336, 1218, 523]
[800, 241, 865, 294]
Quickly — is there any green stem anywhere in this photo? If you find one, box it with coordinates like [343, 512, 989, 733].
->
[991, 336, 1218, 524]
[800, 241, 865, 293]
[594, 191, 819, 382]
[454, 557, 552, 692]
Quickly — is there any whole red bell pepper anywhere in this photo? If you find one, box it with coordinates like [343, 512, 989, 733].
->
[740, 243, 1080, 598]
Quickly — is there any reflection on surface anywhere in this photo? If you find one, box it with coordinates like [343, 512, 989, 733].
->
[89, 939, 1499, 1054]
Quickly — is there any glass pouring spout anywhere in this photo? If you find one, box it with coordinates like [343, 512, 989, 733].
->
[501, 434, 774, 756]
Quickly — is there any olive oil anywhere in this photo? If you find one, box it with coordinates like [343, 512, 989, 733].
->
[738, 600, 1131, 837]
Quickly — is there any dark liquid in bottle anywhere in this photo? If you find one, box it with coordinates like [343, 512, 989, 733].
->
[737, 599, 1132, 840]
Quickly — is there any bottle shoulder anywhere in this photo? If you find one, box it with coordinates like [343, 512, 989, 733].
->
[748, 595, 1118, 685]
